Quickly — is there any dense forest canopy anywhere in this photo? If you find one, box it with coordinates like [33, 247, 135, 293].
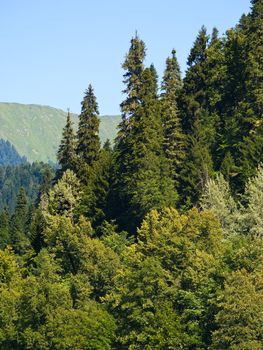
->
[0, 1, 262, 349]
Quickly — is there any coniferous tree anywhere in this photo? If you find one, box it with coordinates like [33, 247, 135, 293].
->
[178, 26, 215, 205]
[10, 187, 30, 254]
[114, 63, 177, 231]
[0, 208, 10, 249]
[77, 85, 100, 167]
[216, 0, 263, 192]
[57, 110, 77, 178]
[179, 25, 210, 133]
[120, 32, 146, 121]
[161, 49, 186, 188]
[76, 146, 113, 229]
[111, 33, 147, 227]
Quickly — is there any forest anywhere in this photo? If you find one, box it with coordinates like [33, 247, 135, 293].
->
[0, 0, 262, 349]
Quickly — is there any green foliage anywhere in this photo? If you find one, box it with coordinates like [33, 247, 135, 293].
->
[200, 173, 240, 236]
[43, 170, 82, 218]
[211, 269, 263, 349]
[107, 207, 225, 349]
[241, 164, 263, 235]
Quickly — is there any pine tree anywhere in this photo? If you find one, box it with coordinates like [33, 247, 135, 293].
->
[77, 84, 100, 167]
[57, 110, 77, 178]
[161, 49, 185, 188]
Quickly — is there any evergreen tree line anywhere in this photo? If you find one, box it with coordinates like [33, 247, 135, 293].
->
[0, 1, 262, 348]
[55, 0, 262, 232]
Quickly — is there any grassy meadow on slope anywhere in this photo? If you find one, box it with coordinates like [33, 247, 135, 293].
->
[0, 102, 120, 162]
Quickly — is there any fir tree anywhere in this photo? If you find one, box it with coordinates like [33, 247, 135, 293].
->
[0, 208, 10, 249]
[77, 84, 100, 167]
[114, 64, 177, 231]
[120, 32, 146, 120]
[112, 33, 147, 227]
[161, 49, 186, 188]
[10, 187, 30, 254]
[57, 110, 77, 178]
[178, 26, 215, 205]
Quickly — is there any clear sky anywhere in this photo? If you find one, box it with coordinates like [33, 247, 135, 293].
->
[0, 0, 251, 115]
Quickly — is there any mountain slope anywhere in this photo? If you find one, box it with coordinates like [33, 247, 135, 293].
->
[0, 103, 120, 162]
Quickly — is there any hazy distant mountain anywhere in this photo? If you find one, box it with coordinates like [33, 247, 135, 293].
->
[0, 103, 120, 162]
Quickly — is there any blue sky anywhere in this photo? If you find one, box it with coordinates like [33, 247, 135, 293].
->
[0, 0, 251, 115]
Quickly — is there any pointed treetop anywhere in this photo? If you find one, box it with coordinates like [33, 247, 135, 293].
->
[187, 25, 209, 66]
[161, 49, 182, 95]
[57, 108, 76, 176]
[120, 33, 146, 118]
[81, 84, 99, 115]
[211, 27, 219, 43]
[77, 84, 100, 166]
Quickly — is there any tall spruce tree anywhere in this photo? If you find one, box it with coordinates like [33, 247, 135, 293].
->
[111, 33, 147, 227]
[77, 84, 100, 167]
[10, 187, 30, 254]
[161, 49, 185, 188]
[179, 25, 210, 133]
[0, 208, 10, 249]
[120, 32, 146, 120]
[57, 110, 77, 178]
[215, 0, 263, 193]
[178, 26, 215, 205]
[114, 62, 177, 231]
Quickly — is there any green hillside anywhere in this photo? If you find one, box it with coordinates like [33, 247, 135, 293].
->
[0, 102, 120, 162]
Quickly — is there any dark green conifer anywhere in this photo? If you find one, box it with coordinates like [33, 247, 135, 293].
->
[178, 26, 214, 205]
[120, 32, 146, 119]
[112, 34, 147, 227]
[77, 84, 100, 166]
[0, 208, 10, 249]
[57, 110, 77, 177]
[179, 26, 209, 133]
[115, 64, 177, 231]
[161, 49, 186, 188]
[10, 187, 30, 254]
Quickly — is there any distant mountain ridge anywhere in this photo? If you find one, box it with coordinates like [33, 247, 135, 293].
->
[0, 102, 120, 162]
